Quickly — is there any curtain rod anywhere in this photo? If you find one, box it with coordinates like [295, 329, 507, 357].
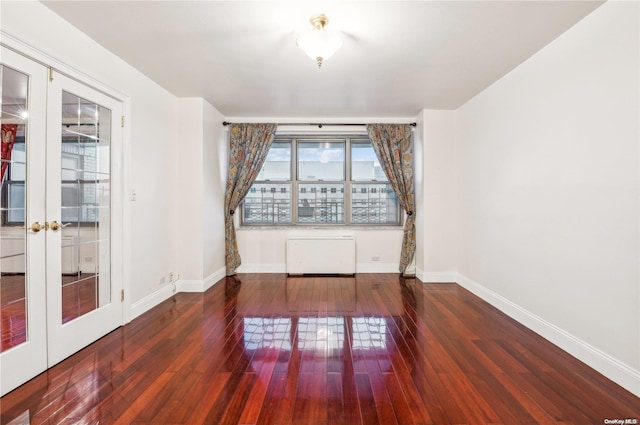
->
[222, 121, 417, 128]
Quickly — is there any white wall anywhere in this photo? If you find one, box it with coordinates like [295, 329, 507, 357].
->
[1, 1, 180, 309]
[176, 99, 205, 282]
[236, 228, 403, 273]
[202, 102, 227, 281]
[174, 99, 226, 290]
[415, 109, 458, 282]
[455, 0, 639, 394]
[414, 113, 425, 277]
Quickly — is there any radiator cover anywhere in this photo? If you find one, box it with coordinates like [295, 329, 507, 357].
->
[286, 235, 356, 275]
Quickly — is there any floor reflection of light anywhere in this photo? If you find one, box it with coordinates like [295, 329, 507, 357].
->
[60, 355, 103, 420]
[243, 317, 292, 351]
[352, 317, 387, 349]
[6, 410, 29, 425]
[298, 317, 344, 352]
[242, 316, 387, 352]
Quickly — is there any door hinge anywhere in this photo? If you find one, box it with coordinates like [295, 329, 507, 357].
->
[121, 289, 125, 302]
[49, 67, 54, 82]
[121, 115, 125, 127]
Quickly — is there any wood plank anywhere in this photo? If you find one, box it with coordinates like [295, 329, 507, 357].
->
[1, 273, 638, 425]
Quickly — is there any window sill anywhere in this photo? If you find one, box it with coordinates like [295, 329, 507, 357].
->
[238, 225, 403, 231]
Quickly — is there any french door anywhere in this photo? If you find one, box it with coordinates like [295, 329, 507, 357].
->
[0, 47, 49, 397]
[0, 46, 124, 396]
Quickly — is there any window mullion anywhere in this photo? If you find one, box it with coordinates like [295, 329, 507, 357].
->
[345, 137, 351, 225]
[292, 138, 298, 225]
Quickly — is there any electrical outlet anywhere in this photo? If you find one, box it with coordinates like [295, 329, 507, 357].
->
[131, 190, 137, 201]
[372, 256, 380, 262]
[160, 276, 166, 285]
[169, 272, 174, 282]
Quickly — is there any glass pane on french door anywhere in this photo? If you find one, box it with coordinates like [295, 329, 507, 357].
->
[0, 47, 48, 397]
[0, 65, 29, 352]
[46, 71, 121, 368]
[60, 91, 111, 324]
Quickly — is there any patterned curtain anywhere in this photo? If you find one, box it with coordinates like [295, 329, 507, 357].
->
[1, 124, 18, 183]
[366, 124, 415, 275]
[224, 123, 278, 275]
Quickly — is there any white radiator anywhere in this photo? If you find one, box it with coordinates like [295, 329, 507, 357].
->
[61, 236, 79, 274]
[286, 235, 356, 275]
[0, 236, 26, 274]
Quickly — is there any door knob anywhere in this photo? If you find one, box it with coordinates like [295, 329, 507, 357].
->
[49, 221, 62, 231]
[29, 222, 44, 233]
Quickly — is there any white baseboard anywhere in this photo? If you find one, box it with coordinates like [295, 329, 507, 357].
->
[455, 273, 640, 397]
[130, 268, 226, 319]
[418, 271, 458, 283]
[175, 279, 204, 292]
[177, 267, 227, 292]
[204, 267, 226, 291]
[130, 284, 175, 320]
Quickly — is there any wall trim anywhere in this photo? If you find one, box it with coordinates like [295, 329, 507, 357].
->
[204, 267, 227, 291]
[420, 271, 458, 283]
[175, 279, 205, 293]
[416, 267, 424, 282]
[130, 268, 226, 319]
[130, 285, 175, 320]
[177, 267, 227, 293]
[455, 273, 640, 397]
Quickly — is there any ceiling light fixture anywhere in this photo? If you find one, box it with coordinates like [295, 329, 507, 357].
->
[296, 14, 342, 68]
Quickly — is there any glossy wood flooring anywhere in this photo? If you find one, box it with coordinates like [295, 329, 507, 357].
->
[1, 274, 638, 424]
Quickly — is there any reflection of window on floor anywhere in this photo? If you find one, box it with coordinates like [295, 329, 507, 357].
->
[243, 317, 292, 351]
[352, 317, 387, 349]
[242, 316, 388, 352]
[298, 317, 345, 351]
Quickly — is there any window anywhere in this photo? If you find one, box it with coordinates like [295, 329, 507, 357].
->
[243, 142, 292, 224]
[241, 135, 400, 226]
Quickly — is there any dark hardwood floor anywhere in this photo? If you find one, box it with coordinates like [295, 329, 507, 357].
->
[1, 273, 638, 424]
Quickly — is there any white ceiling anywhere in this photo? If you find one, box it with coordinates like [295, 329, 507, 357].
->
[42, 0, 604, 118]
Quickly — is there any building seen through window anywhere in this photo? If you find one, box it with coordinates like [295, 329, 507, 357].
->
[242, 136, 400, 226]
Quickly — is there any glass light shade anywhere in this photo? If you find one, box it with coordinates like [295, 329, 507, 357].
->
[296, 28, 342, 67]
